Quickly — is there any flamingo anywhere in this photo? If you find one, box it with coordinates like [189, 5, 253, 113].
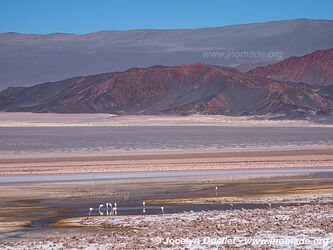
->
[113, 203, 118, 215]
[88, 208, 93, 216]
[108, 202, 112, 215]
[142, 201, 146, 214]
[99, 204, 104, 216]
[106, 203, 110, 216]
[99, 204, 104, 211]
[113, 206, 118, 216]
[110, 203, 114, 215]
[268, 203, 272, 209]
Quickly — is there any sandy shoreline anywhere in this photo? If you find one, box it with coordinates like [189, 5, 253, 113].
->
[1, 148, 333, 176]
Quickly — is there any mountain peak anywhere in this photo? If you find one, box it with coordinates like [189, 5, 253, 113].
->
[249, 47, 333, 86]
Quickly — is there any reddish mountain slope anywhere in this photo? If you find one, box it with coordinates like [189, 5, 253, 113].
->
[0, 64, 332, 119]
[248, 48, 333, 86]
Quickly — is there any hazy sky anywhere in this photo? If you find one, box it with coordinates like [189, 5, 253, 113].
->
[1, 0, 333, 34]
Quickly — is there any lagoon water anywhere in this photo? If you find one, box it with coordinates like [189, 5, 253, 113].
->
[1, 168, 333, 240]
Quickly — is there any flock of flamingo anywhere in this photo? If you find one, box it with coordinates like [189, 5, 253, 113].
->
[87, 186, 275, 217]
[88, 200, 165, 216]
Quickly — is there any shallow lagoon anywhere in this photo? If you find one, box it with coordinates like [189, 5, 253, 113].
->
[1, 168, 333, 241]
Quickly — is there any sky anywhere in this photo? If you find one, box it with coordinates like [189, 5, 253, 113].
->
[0, 0, 333, 34]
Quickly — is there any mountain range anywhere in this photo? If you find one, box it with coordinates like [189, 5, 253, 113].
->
[1, 19, 333, 89]
[1, 62, 332, 119]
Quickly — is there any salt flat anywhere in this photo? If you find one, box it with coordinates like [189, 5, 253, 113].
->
[0, 112, 332, 127]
